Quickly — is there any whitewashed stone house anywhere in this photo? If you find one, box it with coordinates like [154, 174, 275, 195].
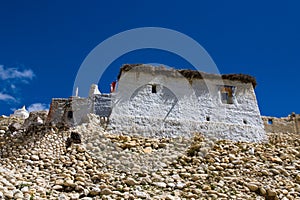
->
[47, 64, 266, 142]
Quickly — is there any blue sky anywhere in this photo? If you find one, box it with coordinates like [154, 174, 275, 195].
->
[0, 0, 299, 117]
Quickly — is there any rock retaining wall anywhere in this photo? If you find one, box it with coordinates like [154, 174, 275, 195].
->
[1, 115, 300, 199]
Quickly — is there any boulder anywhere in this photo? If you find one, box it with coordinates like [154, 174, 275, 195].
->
[8, 122, 22, 132]
[23, 111, 48, 128]
[71, 132, 81, 144]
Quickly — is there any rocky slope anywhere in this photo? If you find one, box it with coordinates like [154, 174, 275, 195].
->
[0, 114, 299, 200]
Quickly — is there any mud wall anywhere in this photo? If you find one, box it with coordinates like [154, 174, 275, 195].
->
[262, 114, 300, 134]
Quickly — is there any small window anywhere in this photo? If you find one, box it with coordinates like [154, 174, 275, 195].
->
[67, 111, 73, 119]
[243, 119, 247, 124]
[268, 119, 273, 125]
[220, 86, 235, 104]
[152, 84, 157, 93]
[206, 116, 210, 121]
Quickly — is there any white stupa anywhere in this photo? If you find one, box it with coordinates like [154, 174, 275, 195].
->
[13, 106, 29, 119]
[88, 84, 101, 97]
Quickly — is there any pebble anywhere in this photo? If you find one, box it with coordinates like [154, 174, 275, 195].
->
[153, 182, 167, 188]
[53, 185, 63, 190]
[124, 178, 139, 186]
[267, 189, 277, 197]
[134, 190, 149, 199]
[30, 155, 39, 161]
[70, 193, 80, 200]
[101, 188, 113, 195]
[260, 187, 267, 196]
[89, 187, 101, 196]
[4, 190, 13, 199]
[14, 191, 24, 199]
[143, 147, 152, 154]
[202, 185, 211, 191]
[64, 179, 75, 187]
[176, 182, 186, 189]
[247, 183, 258, 192]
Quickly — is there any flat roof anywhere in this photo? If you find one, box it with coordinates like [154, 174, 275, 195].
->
[118, 64, 257, 88]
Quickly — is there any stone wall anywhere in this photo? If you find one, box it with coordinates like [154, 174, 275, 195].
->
[67, 97, 92, 126]
[47, 94, 112, 126]
[108, 66, 266, 142]
[108, 115, 266, 142]
[262, 114, 300, 134]
[46, 97, 92, 126]
[46, 98, 68, 125]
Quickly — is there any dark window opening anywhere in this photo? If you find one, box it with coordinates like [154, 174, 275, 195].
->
[220, 86, 235, 104]
[268, 119, 273, 125]
[152, 84, 157, 93]
[67, 111, 73, 119]
[243, 119, 247, 124]
[206, 116, 210, 121]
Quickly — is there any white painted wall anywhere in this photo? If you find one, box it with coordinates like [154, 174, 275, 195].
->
[108, 66, 266, 142]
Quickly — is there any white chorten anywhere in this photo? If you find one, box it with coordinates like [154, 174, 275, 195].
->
[89, 84, 101, 97]
[13, 106, 29, 119]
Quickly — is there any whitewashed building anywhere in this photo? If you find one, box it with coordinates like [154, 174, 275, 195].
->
[47, 64, 266, 142]
[108, 64, 265, 142]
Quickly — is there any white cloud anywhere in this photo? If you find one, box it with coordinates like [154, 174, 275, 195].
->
[28, 103, 49, 112]
[0, 64, 35, 106]
[0, 65, 34, 80]
[0, 92, 16, 101]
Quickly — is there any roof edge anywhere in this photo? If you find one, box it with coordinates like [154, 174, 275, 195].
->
[117, 64, 257, 88]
